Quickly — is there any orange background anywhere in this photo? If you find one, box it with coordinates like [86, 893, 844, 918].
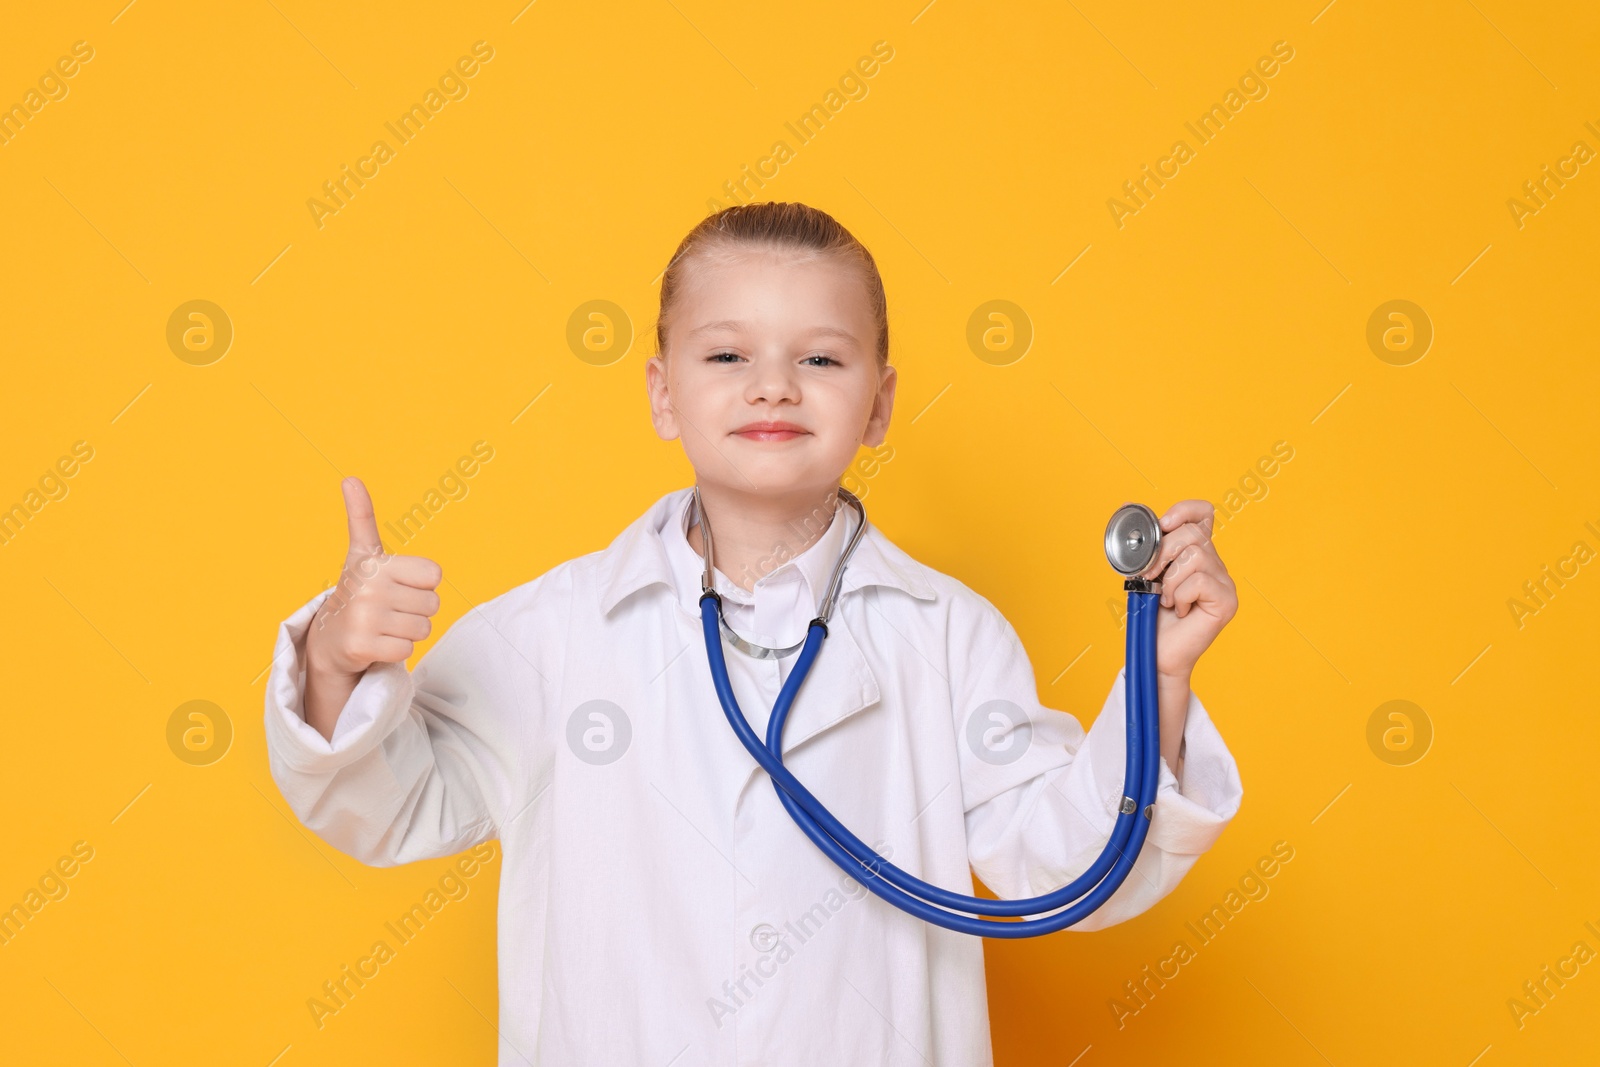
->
[2, 1, 1598, 1064]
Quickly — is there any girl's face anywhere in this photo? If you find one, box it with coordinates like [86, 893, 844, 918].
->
[646, 246, 895, 501]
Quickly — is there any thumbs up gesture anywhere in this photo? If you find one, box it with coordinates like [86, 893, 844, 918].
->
[306, 477, 444, 682]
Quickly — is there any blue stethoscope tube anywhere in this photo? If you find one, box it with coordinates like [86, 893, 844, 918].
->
[699, 587, 1163, 937]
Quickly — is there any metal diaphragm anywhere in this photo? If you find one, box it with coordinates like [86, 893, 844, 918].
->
[1104, 502, 1162, 577]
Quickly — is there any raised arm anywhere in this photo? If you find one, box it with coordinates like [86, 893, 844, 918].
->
[262, 476, 540, 867]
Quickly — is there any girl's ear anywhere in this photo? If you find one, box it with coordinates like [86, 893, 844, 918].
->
[645, 354, 680, 441]
[860, 363, 896, 447]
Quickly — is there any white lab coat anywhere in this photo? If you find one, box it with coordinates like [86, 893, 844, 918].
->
[264, 486, 1243, 1066]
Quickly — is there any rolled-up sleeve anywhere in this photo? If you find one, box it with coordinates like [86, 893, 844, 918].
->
[958, 603, 1243, 931]
[263, 584, 542, 868]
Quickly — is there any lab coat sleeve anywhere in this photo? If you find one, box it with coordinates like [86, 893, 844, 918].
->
[957, 604, 1243, 931]
[263, 584, 540, 867]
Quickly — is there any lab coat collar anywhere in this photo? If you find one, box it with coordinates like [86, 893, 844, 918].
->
[597, 486, 937, 620]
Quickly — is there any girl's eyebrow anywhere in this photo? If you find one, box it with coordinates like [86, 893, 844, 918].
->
[686, 319, 858, 343]
[687, 319, 746, 337]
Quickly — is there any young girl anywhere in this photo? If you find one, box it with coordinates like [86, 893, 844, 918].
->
[266, 201, 1242, 1066]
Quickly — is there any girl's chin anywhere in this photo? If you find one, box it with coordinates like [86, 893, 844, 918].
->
[691, 468, 850, 497]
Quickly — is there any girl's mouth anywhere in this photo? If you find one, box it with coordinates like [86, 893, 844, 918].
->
[733, 421, 808, 441]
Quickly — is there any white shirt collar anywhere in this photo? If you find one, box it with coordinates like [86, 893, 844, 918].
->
[661, 487, 854, 615]
[595, 486, 938, 618]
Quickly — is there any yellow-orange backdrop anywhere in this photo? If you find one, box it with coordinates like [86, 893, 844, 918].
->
[2, 1, 1597, 1064]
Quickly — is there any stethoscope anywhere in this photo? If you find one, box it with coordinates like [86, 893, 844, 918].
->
[693, 485, 1166, 937]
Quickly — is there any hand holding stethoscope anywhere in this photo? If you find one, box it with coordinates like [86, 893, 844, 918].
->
[1127, 499, 1240, 681]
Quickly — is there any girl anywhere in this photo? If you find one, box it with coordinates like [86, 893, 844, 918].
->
[266, 201, 1242, 1066]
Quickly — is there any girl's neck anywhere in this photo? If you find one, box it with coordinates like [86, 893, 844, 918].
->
[685, 482, 843, 592]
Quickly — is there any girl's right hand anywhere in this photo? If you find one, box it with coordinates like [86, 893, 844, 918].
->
[306, 477, 444, 681]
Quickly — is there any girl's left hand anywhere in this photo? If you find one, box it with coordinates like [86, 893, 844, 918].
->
[1132, 499, 1239, 679]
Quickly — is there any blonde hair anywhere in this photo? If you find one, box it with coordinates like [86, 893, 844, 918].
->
[653, 201, 889, 365]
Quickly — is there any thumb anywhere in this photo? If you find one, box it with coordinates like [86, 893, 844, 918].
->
[341, 476, 385, 558]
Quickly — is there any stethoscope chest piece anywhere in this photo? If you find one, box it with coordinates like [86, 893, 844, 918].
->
[1104, 502, 1162, 582]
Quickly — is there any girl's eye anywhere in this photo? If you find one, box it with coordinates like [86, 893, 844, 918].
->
[706, 351, 839, 366]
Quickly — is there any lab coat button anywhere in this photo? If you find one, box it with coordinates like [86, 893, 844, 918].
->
[749, 922, 780, 952]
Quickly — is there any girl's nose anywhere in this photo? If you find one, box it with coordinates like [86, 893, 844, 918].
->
[745, 352, 801, 404]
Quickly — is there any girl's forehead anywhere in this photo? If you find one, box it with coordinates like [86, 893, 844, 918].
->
[674, 249, 871, 326]
[684, 246, 840, 286]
